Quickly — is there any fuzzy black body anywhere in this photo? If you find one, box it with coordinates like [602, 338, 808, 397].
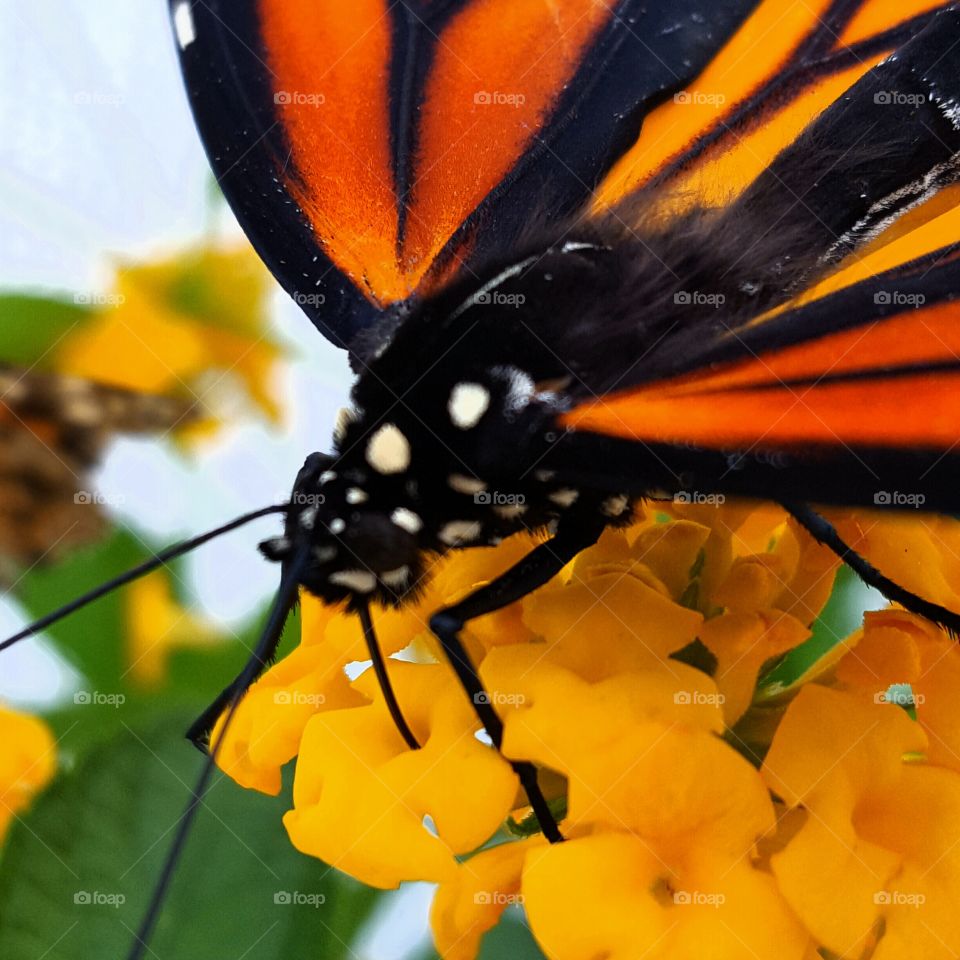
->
[266, 243, 641, 608]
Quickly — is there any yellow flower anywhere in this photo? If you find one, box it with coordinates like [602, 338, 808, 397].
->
[284, 660, 517, 889]
[431, 837, 542, 960]
[126, 570, 222, 687]
[0, 703, 56, 842]
[763, 684, 960, 958]
[212, 500, 958, 960]
[834, 608, 960, 774]
[55, 243, 284, 437]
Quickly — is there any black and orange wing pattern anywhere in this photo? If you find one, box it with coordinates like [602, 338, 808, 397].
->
[173, 0, 960, 509]
[170, 0, 758, 353]
[561, 3, 960, 509]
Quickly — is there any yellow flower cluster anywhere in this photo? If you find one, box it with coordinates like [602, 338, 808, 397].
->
[0, 702, 56, 843]
[56, 243, 285, 441]
[215, 501, 960, 959]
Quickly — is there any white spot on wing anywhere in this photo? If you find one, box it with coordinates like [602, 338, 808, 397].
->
[366, 423, 411, 474]
[346, 487, 368, 505]
[329, 569, 376, 593]
[549, 488, 579, 508]
[448, 383, 490, 429]
[173, 1, 196, 49]
[448, 474, 487, 495]
[439, 520, 482, 546]
[391, 507, 422, 535]
[380, 565, 410, 588]
[602, 494, 630, 517]
[493, 503, 526, 519]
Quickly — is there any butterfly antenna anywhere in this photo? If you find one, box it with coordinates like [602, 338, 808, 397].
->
[125, 540, 310, 960]
[0, 504, 287, 652]
[358, 603, 420, 750]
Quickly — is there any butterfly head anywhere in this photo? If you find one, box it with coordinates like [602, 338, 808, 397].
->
[259, 447, 427, 609]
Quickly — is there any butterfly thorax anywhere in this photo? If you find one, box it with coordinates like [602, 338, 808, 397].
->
[259, 243, 637, 607]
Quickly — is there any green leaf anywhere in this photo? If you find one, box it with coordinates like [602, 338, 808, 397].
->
[756, 565, 863, 694]
[0, 713, 382, 960]
[14, 530, 150, 690]
[0, 294, 94, 367]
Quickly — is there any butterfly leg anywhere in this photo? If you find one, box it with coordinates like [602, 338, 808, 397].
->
[429, 516, 605, 843]
[782, 501, 960, 634]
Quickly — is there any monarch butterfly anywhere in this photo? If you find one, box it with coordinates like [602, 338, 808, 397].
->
[8, 1, 960, 956]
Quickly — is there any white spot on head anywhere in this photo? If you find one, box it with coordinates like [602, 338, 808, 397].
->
[602, 494, 630, 517]
[391, 507, 422, 535]
[448, 383, 490, 429]
[549, 488, 579, 508]
[491, 366, 535, 414]
[366, 423, 411, 474]
[329, 518, 346, 535]
[329, 569, 376, 593]
[333, 406, 358, 444]
[346, 487, 368, 505]
[439, 520, 482, 546]
[299, 507, 318, 530]
[493, 503, 527, 520]
[380, 565, 410, 588]
[320, 470, 337, 485]
[173, 0, 196, 49]
[448, 474, 487, 495]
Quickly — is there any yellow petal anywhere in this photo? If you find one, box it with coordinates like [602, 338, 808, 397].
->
[523, 833, 809, 960]
[0, 704, 56, 841]
[284, 661, 516, 888]
[431, 838, 539, 960]
[700, 611, 810, 725]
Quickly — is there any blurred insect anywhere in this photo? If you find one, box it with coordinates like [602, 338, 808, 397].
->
[0, 364, 192, 581]
[7, 2, 960, 956]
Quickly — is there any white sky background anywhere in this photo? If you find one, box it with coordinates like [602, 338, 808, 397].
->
[0, 4, 432, 956]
